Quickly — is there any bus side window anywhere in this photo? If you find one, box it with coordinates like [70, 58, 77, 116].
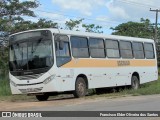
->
[70, 36, 89, 58]
[105, 39, 120, 58]
[132, 42, 145, 59]
[119, 41, 133, 59]
[89, 38, 105, 58]
[144, 43, 155, 59]
[55, 35, 71, 67]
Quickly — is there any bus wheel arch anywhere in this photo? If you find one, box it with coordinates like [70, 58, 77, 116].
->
[131, 72, 140, 90]
[73, 74, 88, 98]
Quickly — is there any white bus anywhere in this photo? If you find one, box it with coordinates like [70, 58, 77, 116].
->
[9, 29, 158, 101]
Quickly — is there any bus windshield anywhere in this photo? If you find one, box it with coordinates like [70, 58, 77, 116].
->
[9, 35, 53, 73]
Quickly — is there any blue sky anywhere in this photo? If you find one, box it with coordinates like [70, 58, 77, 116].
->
[23, 0, 160, 34]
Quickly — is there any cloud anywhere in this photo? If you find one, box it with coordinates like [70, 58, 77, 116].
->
[105, 0, 160, 22]
[52, 0, 106, 16]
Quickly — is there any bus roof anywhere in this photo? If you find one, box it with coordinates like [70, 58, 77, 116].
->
[11, 28, 154, 43]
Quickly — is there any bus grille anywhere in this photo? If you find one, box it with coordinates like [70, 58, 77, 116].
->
[15, 73, 44, 80]
[19, 87, 43, 93]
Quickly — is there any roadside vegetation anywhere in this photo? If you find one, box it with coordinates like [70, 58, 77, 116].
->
[87, 78, 160, 99]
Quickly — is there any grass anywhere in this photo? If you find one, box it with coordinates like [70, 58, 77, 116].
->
[121, 80, 160, 96]
[0, 76, 11, 96]
[87, 78, 160, 99]
[0, 74, 160, 102]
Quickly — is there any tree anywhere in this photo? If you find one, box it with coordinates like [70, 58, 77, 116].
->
[0, 0, 39, 33]
[65, 19, 84, 30]
[0, 0, 39, 78]
[82, 24, 103, 33]
[111, 18, 155, 39]
[12, 19, 58, 33]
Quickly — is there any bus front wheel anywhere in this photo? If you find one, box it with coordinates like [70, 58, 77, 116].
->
[36, 94, 49, 101]
[73, 77, 87, 98]
[131, 76, 139, 90]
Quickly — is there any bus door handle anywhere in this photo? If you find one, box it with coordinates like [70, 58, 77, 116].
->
[57, 75, 61, 77]
[103, 74, 107, 75]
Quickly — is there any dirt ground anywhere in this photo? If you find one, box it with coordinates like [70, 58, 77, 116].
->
[0, 94, 107, 111]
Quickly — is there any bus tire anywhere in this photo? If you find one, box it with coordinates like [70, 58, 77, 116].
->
[73, 77, 87, 98]
[131, 75, 139, 90]
[36, 94, 49, 101]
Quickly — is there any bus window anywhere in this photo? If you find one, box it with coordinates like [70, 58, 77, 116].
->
[132, 42, 145, 59]
[89, 38, 105, 58]
[55, 35, 71, 67]
[144, 43, 155, 59]
[120, 41, 133, 59]
[71, 36, 89, 58]
[105, 40, 120, 58]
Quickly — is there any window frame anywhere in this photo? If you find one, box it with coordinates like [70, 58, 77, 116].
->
[105, 39, 120, 58]
[70, 36, 90, 58]
[54, 34, 72, 67]
[119, 40, 133, 59]
[132, 42, 145, 59]
[89, 37, 106, 58]
[144, 42, 155, 59]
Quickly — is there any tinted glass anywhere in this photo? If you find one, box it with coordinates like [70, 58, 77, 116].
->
[89, 38, 104, 48]
[55, 35, 71, 67]
[121, 50, 133, 58]
[105, 40, 120, 58]
[120, 41, 132, 50]
[133, 51, 145, 59]
[144, 43, 154, 51]
[89, 38, 105, 58]
[106, 40, 119, 49]
[132, 42, 144, 51]
[132, 42, 144, 59]
[90, 48, 105, 58]
[120, 41, 133, 58]
[144, 43, 154, 59]
[107, 49, 120, 58]
[71, 37, 88, 48]
[71, 36, 89, 58]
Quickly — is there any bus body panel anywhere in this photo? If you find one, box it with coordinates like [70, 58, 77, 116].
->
[9, 28, 158, 95]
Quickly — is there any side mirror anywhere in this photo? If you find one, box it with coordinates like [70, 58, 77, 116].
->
[59, 41, 64, 50]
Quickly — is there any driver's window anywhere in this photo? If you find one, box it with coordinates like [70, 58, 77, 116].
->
[56, 41, 70, 57]
[55, 34, 71, 67]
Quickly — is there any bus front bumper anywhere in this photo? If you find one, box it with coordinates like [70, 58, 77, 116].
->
[10, 78, 61, 95]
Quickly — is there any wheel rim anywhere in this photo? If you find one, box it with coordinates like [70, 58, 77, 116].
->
[133, 78, 138, 89]
[77, 82, 85, 95]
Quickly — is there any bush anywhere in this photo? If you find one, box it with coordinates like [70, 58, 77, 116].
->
[0, 76, 11, 96]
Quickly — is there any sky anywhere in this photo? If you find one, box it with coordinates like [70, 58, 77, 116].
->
[22, 0, 160, 34]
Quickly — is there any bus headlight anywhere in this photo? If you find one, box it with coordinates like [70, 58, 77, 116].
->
[10, 80, 17, 87]
[43, 75, 56, 84]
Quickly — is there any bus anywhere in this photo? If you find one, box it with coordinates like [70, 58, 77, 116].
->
[9, 28, 158, 101]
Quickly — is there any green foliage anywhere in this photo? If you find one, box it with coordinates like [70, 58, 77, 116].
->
[121, 79, 160, 95]
[0, 47, 8, 77]
[65, 19, 103, 33]
[0, 77, 11, 96]
[82, 24, 103, 33]
[111, 18, 155, 39]
[12, 19, 58, 33]
[65, 19, 84, 30]
[0, 0, 39, 33]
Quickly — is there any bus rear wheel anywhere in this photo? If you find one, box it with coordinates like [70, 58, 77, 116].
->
[73, 77, 87, 98]
[36, 94, 49, 101]
[131, 76, 139, 90]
